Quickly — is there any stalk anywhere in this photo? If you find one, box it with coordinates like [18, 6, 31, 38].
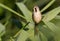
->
[32, 6, 42, 41]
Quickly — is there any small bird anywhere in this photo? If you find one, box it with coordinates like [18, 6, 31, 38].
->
[32, 6, 42, 35]
[32, 6, 42, 24]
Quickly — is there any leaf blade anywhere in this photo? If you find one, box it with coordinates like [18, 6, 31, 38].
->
[42, 6, 60, 22]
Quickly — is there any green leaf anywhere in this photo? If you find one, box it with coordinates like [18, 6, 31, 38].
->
[0, 23, 5, 37]
[10, 37, 15, 41]
[40, 32, 48, 41]
[51, 19, 60, 28]
[16, 30, 29, 41]
[54, 15, 60, 19]
[0, 7, 4, 16]
[51, 19, 60, 41]
[43, 21, 60, 33]
[0, 38, 2, 41]
[16, 2, 32, 22]
[39, 22, 55, 41]
[42, 6, 60, 22]
[41, 0, 55, 12]
[16, 3, 35, 41]
[0, 3, 25, 19]
[34, 35, 40, 41]
[0, 11, 11, 25]
[51, 19, 60, 33]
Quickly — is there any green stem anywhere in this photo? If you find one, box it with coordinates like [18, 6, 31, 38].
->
[4, 21, 9, 27]
[0, 3, 26, 19]
[34, 24, 40, 41]
[13, 28, 23, 38]
[41, 0, 55, 12]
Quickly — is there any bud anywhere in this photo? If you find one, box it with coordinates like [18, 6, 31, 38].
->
[32, 6, 42, 24]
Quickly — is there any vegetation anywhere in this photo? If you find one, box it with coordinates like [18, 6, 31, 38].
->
[0, 0, 60, 41]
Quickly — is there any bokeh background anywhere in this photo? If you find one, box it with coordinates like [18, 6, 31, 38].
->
[0, 0, 60, 41]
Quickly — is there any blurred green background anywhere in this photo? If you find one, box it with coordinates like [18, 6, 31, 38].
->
[0, 0, 60, 41]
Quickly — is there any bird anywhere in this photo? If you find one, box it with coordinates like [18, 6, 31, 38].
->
[32, 5, 42, 24]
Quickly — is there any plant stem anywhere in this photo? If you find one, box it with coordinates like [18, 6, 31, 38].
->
[34, 24, 40, 41]
[0, 3, 26, 19]
[41, 0, 55, 12]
